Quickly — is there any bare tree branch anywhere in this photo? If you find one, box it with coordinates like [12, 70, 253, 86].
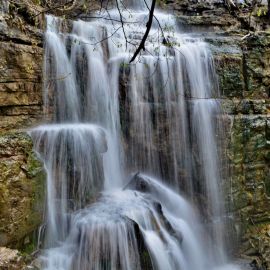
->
[129, 0, 156, 63]
[115, 0, 128, 50]
[77, 15, 140, 24]
[143, 0, 167, 44]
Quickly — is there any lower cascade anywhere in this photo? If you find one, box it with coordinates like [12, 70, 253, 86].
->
[30, 1, 242, 269]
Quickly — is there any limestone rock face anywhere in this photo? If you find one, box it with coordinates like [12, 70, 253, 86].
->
[0, 132, 45, 248]
[0, 0, 43, 131]
[210, 33, 270, 268]
[0, 42, 43, 130]
[159, 0, 241, 31]
[0, 0, 45, 252]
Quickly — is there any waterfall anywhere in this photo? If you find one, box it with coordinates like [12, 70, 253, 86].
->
[29, 1, 241, 269]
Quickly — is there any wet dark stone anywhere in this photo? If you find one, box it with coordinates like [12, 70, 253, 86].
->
[124, 173, 183, 244]
[124, 172, 152, 193]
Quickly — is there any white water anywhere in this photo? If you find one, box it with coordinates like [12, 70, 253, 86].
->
[30, 0, 240, 269]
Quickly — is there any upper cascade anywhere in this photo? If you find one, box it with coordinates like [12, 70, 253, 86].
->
[31, 3, 241, 270]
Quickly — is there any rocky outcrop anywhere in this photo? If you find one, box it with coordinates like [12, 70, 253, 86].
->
[160, 0, 269, 32]
[0, 132, 45, 249]
[0, 0, 45, 253]
[0, 0, 43, 131]
[0, 41, 43, 130]
[0, 247, 26, 270]
[209, 32, 270, 269]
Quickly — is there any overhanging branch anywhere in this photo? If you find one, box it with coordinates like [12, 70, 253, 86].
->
[129, 0, 156, 63]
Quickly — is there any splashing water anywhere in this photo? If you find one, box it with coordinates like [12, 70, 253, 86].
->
[30, 0, 241, 269]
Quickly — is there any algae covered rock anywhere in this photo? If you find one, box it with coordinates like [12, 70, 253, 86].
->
[241, 224, 270, 270]
[0, 131, 45, 249]
[242, 33, 270, 99]
[226, 113, 270, 267]
[215, 53, 245, 98]
[209, 31, 270, 267]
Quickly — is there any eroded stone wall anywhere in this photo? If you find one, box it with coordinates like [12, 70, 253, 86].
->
[215, 33, 270, 269]
[0, 0, 45, 251]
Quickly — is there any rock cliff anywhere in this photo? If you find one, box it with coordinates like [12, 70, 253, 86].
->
[0, 0, 45, 254]
[0, 0, 269, 269]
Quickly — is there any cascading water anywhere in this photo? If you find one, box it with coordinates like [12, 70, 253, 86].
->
[30, 0, 241, 269]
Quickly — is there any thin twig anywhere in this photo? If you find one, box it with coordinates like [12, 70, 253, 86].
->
[115, 0, 128, 50]
[130, 0, 156, 63]
[143, 0, 167, 43]
[78, 15, 140, 24]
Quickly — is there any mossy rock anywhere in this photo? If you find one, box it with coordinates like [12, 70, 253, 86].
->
[215, 53, 245, 98]
[0, 131, 45, 251]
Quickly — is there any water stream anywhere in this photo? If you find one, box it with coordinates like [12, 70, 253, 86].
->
[30, 0, 241, 269]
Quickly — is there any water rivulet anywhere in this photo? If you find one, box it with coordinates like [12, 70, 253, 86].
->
[30, 1, 241, 269]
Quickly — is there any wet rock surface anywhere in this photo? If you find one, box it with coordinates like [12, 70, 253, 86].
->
[125, 173, 184, 244]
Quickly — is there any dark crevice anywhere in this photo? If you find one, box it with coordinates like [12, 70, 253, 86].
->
[0, 79, 41, 83]
[0, 34, 43, 47]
